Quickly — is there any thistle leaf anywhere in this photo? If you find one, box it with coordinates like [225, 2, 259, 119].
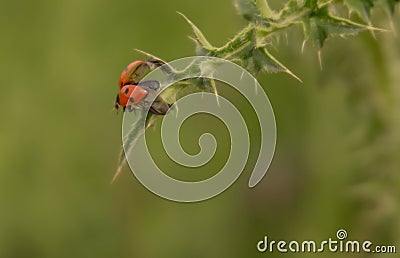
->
[213, 25, 254, 57]
[209, 78, 220, 106]
[134, 49, 167, 63]
[303, 17, 327, 49]
[256, 0, 278, 19]
[159, 82, 189, 104]
[344, 0, 374, 22]
[225, 42, 301, 81]
[178, 12, 216, 51]
[256, 47, 301, 81]
[278, 1, 312, 25]
[303, 9, 372, 49]
[234, 0, 262, 22]
[304, 0, 318, 9]
[112, 111, 148, 183]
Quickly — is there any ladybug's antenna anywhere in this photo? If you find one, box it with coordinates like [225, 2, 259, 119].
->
[113, 95, 120, 113]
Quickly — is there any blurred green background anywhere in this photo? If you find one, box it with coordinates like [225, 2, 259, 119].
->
[1, 0, 399, 257]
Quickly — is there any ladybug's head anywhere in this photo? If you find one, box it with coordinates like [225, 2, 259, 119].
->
[114, 85, 149, 112]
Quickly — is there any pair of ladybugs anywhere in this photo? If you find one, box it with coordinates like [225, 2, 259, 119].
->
[114, 59, 170, 115]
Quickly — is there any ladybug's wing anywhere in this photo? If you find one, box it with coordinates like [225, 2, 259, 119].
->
[130, 59, 172, 84]
[135, 49, 173, 74]
[149, 95, 170, 115]
[128, 60, 162, 84]
[128, 62, 151, 84]
[126, 86, 148, 105]
[119, 60, 145, 88]
[146, 59, 173, 75]
[137, 80, 160, 91]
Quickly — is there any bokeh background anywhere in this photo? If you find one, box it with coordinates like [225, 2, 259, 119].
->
[0, 0, 399, 257]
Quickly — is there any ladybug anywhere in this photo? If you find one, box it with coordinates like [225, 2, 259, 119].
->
[115, 85, 149, 112]
[118, 59, 167, 88]
[114, 83, 170, 115]
[118, 60, 145, 88]
[114, 60, 171, 115]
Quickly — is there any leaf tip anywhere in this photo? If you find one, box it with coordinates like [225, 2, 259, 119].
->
[111, 166, 123, 184]
[317, 50, 323, 70]
[177, 11, 193, 27]
[286, 69, 303, 83]
[301, 40, 307, 53]
[177, 11, 214, 50]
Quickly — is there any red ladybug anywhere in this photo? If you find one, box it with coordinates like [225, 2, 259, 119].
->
[118, 59, 167, 88]
[118, 60, 145, 88]
[114, 60, 171, 115]
[115, 85, 149, 112]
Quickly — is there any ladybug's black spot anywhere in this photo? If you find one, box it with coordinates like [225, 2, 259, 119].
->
[124, 88, 129, 94]
[129, 97, 134, 103]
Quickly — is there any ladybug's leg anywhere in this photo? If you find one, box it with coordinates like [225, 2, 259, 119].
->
[126, 105, 134, 112]
[137, 80, 160, 91]
[114, 95, 120, 110]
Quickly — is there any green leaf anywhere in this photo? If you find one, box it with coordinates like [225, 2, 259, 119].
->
[178, 12, 216, 51]
[279, 0, 309, 20]
[344, 0, 374, 22]
[134, 49, 167, 63]
[320, 16, 371, 36]
[303, 17, 326, 49]
[256, 0, 278, 19]
[303, 9, 370, 49]
[304, 0, 318, 9]
[188, 36, 211, 56]
[234, 0, 262, 22]
[160, 82, 189, 104]
[256, 48, 301, 81]
[224, 42, 300, 80]
[112, 111, 148, 183]
[212, 25, 254, 57]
